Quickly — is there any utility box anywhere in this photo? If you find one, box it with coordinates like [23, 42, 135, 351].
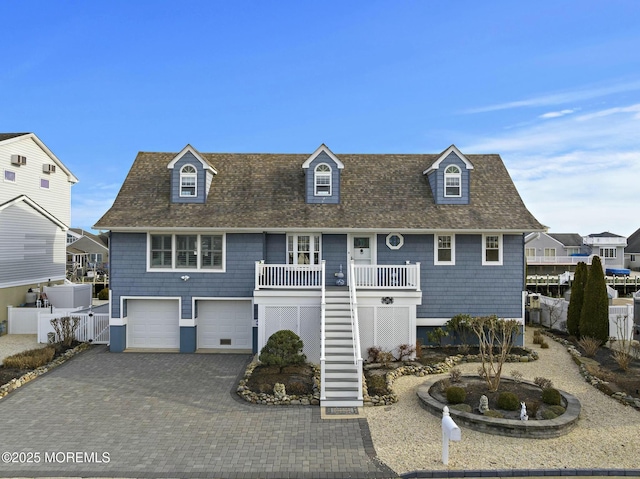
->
[529, 294, 540, 310]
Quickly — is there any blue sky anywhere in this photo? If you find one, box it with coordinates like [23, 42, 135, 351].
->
[2, 1, 639, 237]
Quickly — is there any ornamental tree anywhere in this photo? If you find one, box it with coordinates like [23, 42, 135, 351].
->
[567, 261, 587, 338]
[579, 256, 609, 342]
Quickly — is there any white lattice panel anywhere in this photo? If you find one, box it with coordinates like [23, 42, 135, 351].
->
[300, 306, 321, 363]
[376, 307, 397, 351]
[358, 307, 375, 354]
[264, 306, 298, 343]
[391, 307, 411, 346]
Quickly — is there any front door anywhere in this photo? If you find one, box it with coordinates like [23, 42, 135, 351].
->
[348, 235, 375, 286]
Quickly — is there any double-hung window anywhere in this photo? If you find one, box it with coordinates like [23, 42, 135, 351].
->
[149, 233, 225, 271]
[180, 165, 197, 197]
[599, 247, 616, 258]
[544, 248, 556, 257]
[435, 234, 455, 264]
[314, 164, 331, 196]
[483, 234, 503, 265]
[444, 165, 461, 197]
[525, 247, 535, 258]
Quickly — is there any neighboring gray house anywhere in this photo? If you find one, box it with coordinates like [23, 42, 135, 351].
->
[0, 133, 78, 328]
[66, 228, 109, 279]
[624, 227, 640, 271]
[583, 232, 627, 271]
[94, 143, 545, 407]
[525, 232, 592, 275]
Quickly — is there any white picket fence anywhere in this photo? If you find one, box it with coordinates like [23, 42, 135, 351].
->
[536, 295, 634, 340]
[38, 312, 109, 344]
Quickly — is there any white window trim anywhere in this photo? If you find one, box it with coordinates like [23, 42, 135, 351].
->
[287, 233, 322, 265]
[543, 248, 556, 257]
[179, 164, 198, 197]
[482, 234, 503, 266]
[525, 247, 536, 257]
[147, 233, 226, 272]
[385, 233, 404, 250]
[444, 165, 461, 197]
[314, 163, 332, 196]
[599, 247, 617, 259]
[434, 233, 455, 265]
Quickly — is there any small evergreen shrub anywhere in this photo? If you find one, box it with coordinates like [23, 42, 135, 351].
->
[3, 346, 55, 369]
[445, 386, 467, 404]
[541, 409, 558, 420]
[258, 330, 306, 370]
[97, 287, 109, 300]
[484, 410, 504, 418]
[542, 387, 562, 405]
[496, 391, 520, 411]
[450, 403, 472, 413]
[548, 405, 566, 416]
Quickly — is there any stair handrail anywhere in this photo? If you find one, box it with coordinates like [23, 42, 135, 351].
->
[320, 260, 326, 401]
[349, 260, 364, 400]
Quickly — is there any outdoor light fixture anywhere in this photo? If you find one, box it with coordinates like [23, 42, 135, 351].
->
[180, 275, 190, 281]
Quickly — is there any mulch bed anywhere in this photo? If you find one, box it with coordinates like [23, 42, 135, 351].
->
[245, 364, 315, 396]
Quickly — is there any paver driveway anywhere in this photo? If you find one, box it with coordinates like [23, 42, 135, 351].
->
[0, 345, 395, 478]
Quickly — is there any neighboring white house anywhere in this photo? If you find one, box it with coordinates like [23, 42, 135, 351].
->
[583, 232, 627, 271]
[0, 133, 78, 329]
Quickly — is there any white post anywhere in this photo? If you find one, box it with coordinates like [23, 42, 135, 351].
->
[441, 406, 461, 465]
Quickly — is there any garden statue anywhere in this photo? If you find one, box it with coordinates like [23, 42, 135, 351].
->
[335, 264, 345, 286]
[478, 395, 489, 414]
[274, 383, 286, 399]
[520, 402, 528, 421]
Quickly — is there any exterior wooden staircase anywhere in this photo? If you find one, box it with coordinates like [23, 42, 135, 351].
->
[321, 288, 363, 408]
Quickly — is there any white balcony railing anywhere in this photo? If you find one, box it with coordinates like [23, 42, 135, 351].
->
[526, 254, 595, 266]
[255, 262, 421, 290]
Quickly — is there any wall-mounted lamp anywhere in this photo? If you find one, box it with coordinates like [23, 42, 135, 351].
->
[180, 275, 190, 281]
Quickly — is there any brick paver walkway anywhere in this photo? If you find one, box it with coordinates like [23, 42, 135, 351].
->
[0, 346, 394, 478]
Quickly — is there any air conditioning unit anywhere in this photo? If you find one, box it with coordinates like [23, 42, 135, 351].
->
[43, 164, 56, 173]
[11, 154, 27, 166]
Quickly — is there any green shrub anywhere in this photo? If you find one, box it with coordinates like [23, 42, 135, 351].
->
[97, 287, 109, 300]
[541, 409, 558, 420]
[258, 330, 306, 370]
[3, 346, 55, 369]
[445, 386, 467, 404]
[542, 387, 562, 405]
[548, 405, 566, 415]
[579, 256, 609, 342]
[496, 391, 520, 411]
[449, 403, 472, 413]
[484, 409, 504, 418]
[567, 261, 587, 337]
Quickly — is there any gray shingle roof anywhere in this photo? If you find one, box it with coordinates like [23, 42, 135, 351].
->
[94, 150, 545, 232]
[0, 133, 30, 142]
[548, 233, 584, 247]
[625, 227, 640, 253]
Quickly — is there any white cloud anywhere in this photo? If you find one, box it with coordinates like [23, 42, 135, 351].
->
[462, 102, 640, 237]
[539, 109, 575, 119]
[463, 80, 640, 114]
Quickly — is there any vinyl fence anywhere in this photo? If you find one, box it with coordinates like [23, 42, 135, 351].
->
[38, 312, 109, 344]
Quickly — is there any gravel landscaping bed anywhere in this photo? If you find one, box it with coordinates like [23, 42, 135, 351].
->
[364, 327, 640, 474]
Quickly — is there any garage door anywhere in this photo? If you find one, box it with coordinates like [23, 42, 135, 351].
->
[127, 299, 180, 349]
[197, 300, 253, 351]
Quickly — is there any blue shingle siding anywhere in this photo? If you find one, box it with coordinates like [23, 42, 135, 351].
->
[265, 234, 286, 263]
[322, 234, 347, 285]
[170, 152, 207, 204]
[304, 151, 340, 204]
[377, 233, 524, 319]
[429, 152, 470, 205]
[109, 232, 263, 320]
[422, 234, 524, 318]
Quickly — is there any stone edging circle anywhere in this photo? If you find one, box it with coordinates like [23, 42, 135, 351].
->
[0, 342, 90, 399]
[417, 374, 581, 438]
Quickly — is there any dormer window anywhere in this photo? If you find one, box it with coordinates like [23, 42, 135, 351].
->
[314, 163, 332, 196]
[444, 165, 461, 197]
[180, 164, 197, 197]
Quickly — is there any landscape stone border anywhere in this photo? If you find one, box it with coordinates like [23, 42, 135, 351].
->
[416, 374, 581, 438]
[542, 329, 640, 410]
[0, 342, 90, 399]
[237, 349, 539, 407]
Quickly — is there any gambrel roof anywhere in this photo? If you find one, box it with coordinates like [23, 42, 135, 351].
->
[94, 147, 545, 232]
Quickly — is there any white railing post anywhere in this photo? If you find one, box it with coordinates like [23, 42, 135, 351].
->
[349, 260, 364, 401]
[442, 406, 461, 465]
[415, 262, 421, 291]
[320, 260, 326, 401]
[255, 261, 262, 290]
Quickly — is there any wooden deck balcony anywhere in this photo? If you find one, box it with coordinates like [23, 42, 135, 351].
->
[255, 262, 421, 291]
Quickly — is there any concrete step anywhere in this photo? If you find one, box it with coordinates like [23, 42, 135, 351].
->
[321, 398, 363, 408]
[324, 388, 360, 397]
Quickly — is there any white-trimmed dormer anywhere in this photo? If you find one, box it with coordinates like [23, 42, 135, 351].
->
[167, 144, 217, 204]
[302, 144, 344, 204]
[423, 145, 473, 205]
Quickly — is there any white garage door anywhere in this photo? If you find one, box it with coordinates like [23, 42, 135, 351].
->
[197, 300, 253, 351]
[127, 299, 180, 349]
